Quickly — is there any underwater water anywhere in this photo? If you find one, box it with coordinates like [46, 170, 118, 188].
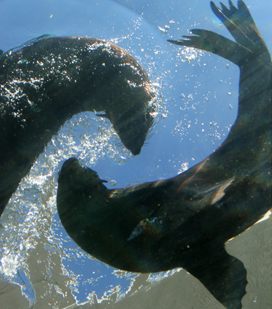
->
[0, 0, 271, 308]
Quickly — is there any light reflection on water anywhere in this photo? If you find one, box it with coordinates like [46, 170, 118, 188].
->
[1, 0, 271, 308]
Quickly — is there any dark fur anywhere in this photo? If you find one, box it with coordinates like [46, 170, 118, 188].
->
[0, 37, 156, 216]
[57, 2, 271, 308]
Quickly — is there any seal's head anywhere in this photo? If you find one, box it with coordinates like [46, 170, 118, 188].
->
[105, 71, 156, 155]
[80, 40, 156, 155]
[57, 157, 110, 235]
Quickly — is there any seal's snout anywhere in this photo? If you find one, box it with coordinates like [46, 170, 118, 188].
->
[58, 157, 80, 178]
[131, 147, 141, 156]
[62, 157, 79, 169]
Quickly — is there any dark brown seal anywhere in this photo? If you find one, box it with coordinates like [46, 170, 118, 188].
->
[0, 37, 156, 216]
[57, 2, 271, 309]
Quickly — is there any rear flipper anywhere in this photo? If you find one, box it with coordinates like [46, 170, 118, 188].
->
[168, 0, 271, 66]
[187, 245, 247, 309]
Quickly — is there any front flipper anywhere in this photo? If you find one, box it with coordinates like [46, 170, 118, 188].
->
[169, 0, 271, 65]
[210, 0, 270, 60]
[168, 29, 248, 66]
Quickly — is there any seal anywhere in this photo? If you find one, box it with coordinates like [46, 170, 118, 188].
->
[0, 36, 156, 216]
[57, 2, 271, 309]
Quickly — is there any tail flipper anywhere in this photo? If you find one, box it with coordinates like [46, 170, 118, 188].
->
[187, 245, 247, 309]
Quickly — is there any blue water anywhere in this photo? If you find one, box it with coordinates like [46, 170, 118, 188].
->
[0, 0, 271, 308]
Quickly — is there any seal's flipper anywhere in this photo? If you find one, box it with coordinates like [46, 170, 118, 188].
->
[169, 1, 271, 65]
[169, 0, 271, 141]
[210, 0, 270, 60]
[168, 30, 247, 66]
[186, 245, 247, 309]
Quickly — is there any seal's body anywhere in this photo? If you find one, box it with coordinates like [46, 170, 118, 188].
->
[57, 2, 271, 309]
[0, 37, 156, 216]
